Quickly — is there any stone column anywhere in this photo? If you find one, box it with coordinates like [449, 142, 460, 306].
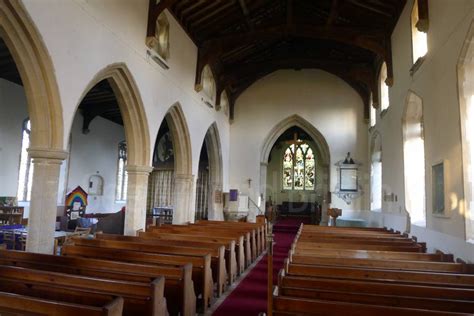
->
[124, 165, 153, 236]
[26, 148, 68, 254]
[173, 174, 194, 224]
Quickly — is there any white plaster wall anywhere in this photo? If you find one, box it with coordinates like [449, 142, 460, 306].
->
[368, 0, 474, 260]
[0, 79, 28, 197]
[20, 0, 231, 198]
[66, 114, 125, 213]
[230, 69, 369, 211]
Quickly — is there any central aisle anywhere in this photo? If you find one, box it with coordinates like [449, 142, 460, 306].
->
[212, 218, 307, 316]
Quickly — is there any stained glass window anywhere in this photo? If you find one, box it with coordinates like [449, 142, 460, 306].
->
[116, 141, 128, 201]
[17, 119, 33, 202]
[282, 142, 315, 191]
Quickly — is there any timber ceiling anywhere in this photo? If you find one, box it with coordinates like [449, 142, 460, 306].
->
[155, 0, 406, 118]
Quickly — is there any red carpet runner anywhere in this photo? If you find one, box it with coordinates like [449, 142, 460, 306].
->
[212, 217, 308, 316]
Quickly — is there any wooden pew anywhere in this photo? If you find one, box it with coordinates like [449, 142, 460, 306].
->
[285, 261, 474, 288]
[71, 237, 225, 298]
[62, 243, 213, 312]
[0, 264, 167, 316]
[279, 273, 474, 301]
[155, 224, 255, 263]
[289, 253, 473, 273]
[0, 291, 124, 316]
[194, 220, 266, 255]
[148, 225, 252, 268]
[95, 233, 230, 293]
[0, 249, 195, 316]
[291, 247, 452, 262]
[272, 293, 472, 315]
[292, 241, 424, 253]
[138, 230, 240, 279]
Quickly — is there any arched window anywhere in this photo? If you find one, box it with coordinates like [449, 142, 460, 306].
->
[17, 119, 33, 202]
[282, 143, 315, 191]
[370, 94, 377, 127]
[379, 62, 390, 111]
[370, 133, 382, 211]
[411, 0, 428, 64]
[403, 92, 426, 226]
[458, 24, 474, 242]
[116, 141, 128, 202]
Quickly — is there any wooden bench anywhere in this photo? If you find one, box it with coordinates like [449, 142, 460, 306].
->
[291, 247, 453, 261]
[0, 291, 124, 316]
[0, 249, 195, 316]
[272, 292, 472, 315]
[285, 261, 474, 288]
[94, 233, 229, 295]
[62, 243, 213, 312]
[194, 220, 266, 255]
[195, 220, 267, 252]
[292, 241, 424, 252]
[139, 230, 241, 278]
[289, 253, 474, 273]
[148, 225, 252, 268]
[0, 264, 167, 316]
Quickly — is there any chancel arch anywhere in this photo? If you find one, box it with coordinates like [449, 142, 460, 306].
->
[261, 115, 330, 224]
[148, 103, 193, 224]
[0, 0, 67, 254]
[195, 123, 224, 221]
[68, 63, 151, 236]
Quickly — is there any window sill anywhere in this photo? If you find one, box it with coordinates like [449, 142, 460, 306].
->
[410, 56, 426, 76]
[411, 221, 426, 228]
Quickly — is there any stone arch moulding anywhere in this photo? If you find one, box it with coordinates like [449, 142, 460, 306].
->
[75, 63, 152, 235]
[0, 0, 68, 253]
[165, 102, 194, 223]
[204, 122, 224, 220]
[0, 0, 64, 153]
[260, 114, 331, 224]
[75, 63, 151, 167]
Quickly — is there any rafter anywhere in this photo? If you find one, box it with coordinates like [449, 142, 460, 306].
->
[327, 0, 341, 26]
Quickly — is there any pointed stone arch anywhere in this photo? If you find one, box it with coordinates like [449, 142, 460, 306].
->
[76, 63, 151, 167]
[0, 0, 64, 152]
[75, 63, 152, 235]
[165, 103, 194, 223]
[260, 115, 331, 224]
[0, 0, 68, 253]
[203, 122, 224, 220]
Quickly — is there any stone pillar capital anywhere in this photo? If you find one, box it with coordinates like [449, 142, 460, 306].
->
[260, 162, 268, 167]
[27, 147, 68, 162]
[126, 164, 153, 175]
[175, 173, 194, 182]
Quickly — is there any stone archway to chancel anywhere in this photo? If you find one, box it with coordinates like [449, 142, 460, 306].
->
[0, 0, 67, 253]
[70, 63, 151, 236]
[148, 103, 193, 224]
[260, 115, 331, 225]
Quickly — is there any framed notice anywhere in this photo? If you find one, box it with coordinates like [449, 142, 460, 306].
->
[340, 168, 358, 192]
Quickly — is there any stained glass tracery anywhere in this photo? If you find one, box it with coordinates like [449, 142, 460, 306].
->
[282, 142, 315, 191]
